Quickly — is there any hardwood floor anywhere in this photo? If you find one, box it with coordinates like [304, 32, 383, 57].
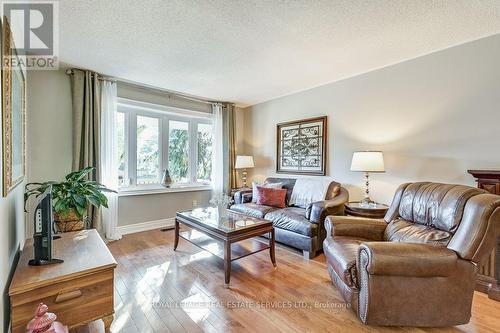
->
[77, 228, 500, 333]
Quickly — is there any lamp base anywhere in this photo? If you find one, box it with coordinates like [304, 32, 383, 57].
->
[361, 172, 373, 207]
[242, 169, 248, 188]
[360, 195, 373, 207]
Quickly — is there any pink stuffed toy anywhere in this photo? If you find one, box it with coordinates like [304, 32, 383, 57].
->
[26, 303, 68, 333]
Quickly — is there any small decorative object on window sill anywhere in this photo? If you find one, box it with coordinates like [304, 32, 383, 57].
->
[161, 169, 173, 188]
[27, 303, 68, 333]
[209, 192, 233, 218]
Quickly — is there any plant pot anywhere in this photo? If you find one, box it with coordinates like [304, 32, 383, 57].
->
[53, 208, 86, 232]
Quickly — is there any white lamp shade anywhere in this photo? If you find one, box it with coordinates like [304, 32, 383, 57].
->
[235, 155, 254, 169]
[350, 151, 385, 172]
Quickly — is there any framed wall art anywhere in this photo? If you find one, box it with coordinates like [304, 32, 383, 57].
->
[276, 116, 327, 176]
[2, 17, 26, 196]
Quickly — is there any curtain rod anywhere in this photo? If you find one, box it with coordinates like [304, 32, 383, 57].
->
[65, 68, 219, 105]
[65, 68, 116, 82]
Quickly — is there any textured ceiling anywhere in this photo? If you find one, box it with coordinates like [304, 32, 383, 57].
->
[59, 0, 500, 106]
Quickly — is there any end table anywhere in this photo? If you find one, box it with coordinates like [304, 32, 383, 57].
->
[345, 202, 389, 219]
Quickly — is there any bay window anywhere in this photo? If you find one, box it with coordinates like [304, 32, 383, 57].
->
[117, 98, 213, 190]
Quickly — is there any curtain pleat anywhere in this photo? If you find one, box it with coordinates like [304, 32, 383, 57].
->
[70, 69, 102, 230]
[100, 81, 121, 240]
[225, 103, 237, 192]
[213, 102, 237, 194]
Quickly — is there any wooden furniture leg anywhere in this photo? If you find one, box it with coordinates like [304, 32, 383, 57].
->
[173, 219, 179, 251]
[270, 229, 276, 267]
[224, 241, 231, 288]
[103, 314, 114, 333]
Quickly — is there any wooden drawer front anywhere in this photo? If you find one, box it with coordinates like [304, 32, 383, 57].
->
[11, 269, 114, 333]
[479, 182, 500, 195]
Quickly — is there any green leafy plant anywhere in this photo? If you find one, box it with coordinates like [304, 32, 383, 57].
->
[24, 167, 115, 219]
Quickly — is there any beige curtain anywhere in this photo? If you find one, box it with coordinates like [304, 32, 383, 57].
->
[222, 103, 237, 193]
[69, 69, 102, 230]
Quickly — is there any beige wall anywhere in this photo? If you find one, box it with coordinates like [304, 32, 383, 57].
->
[27, 70, 73, 182]
[245, 34, 500, 204]
[25, 70, 250, 227]
[119, 190, 211, 225]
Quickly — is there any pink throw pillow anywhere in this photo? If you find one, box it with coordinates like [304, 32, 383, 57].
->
[256, 186, 287, 208]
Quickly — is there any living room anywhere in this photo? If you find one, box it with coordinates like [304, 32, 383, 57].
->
[1, 1, 500, 332]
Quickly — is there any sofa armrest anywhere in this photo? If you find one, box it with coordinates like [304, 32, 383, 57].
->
[308, 188, 349, 224]
[325, 216, 387, 240]
[233, 189, 253, 204]
[358, 242, 458, 277]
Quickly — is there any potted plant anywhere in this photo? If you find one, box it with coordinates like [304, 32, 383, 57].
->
[24, 167, 115, 232]
[209, 192, 233, 218]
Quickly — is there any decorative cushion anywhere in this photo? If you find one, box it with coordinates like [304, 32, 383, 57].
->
[264, 207, 315, 237]
[230, 203, 278, 219]
[252, 181, 283, 203]
[256, 186, 287, 208]
[265, 177, 296, 205]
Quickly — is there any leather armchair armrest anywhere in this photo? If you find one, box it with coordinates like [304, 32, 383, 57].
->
[325, 216, 387, 240]
[233, 189, 253, 204]
[358, 242, 458, 278]
[308, 189, 349, 224]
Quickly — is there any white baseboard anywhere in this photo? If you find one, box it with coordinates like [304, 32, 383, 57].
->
[117, 217, 175, 235]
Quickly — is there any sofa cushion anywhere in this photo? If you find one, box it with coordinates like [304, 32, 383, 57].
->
[265, 177, 296, 205]
[398, 182, 484, 232]
[230, 203, 278, 218]
[264, 207, 316, 237]
[251, 181, 283, 203]
[384, 218, 452, 246]
[324, 236, 364, 288]
[256, 186, 287, 208]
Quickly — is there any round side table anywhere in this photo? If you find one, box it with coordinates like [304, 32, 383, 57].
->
[345, 202, 389, 219]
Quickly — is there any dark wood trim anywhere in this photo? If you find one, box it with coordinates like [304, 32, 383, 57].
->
[276, 116, 327, 176]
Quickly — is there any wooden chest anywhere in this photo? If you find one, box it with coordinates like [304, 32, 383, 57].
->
[468, 170, 500, 301]
[9, 230, 117, 333]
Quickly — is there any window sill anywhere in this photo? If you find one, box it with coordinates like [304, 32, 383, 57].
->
[118, 184, 212, 197]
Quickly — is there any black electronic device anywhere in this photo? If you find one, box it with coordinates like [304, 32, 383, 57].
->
[28, 187, 63, 266]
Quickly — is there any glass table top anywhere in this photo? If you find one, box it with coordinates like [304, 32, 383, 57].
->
[177, 207, 270, 233]
[347, 202, 389, 210]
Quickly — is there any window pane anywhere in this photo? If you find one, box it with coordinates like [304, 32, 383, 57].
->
[197, 123, 213, 183]
[137, 116, 160, 185]
[168, 120, 189, 183]
[117, 112, 126, 187]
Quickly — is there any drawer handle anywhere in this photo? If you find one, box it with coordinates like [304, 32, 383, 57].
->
[54, 289, 82, 303]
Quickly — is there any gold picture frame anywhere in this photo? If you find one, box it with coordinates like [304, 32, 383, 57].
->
[2, 17, 26, 196]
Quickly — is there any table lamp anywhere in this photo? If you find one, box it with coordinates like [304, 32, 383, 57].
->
[350, 151, 385, 206]
[235, 155, 254, 188]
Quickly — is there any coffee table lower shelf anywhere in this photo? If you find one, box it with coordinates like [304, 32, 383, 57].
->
[179, 229, 271, 261]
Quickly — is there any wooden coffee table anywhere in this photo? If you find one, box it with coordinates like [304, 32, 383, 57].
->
[175, 208, 276, 287]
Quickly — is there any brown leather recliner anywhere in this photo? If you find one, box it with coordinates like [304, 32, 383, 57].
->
[324, 182, 500, 327]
